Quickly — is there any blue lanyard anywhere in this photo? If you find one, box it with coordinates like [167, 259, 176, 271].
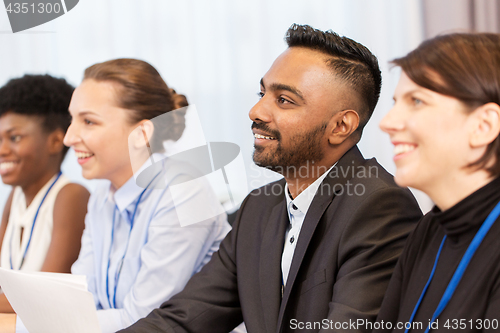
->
[105, 186, 148, 308]
[10, 172, 62, 270]
[405, 199, 500, 333]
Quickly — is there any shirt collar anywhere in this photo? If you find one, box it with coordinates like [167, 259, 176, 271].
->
[284, 162, 336, 214]
[112, 176, 145, 213]
[103, 153, 165, 213]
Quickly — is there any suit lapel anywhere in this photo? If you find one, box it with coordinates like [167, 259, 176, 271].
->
[276, 146, 365, 332]
[259, 184, 289, 333]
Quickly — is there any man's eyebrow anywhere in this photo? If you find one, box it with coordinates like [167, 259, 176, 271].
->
[260, 78, 305, 102]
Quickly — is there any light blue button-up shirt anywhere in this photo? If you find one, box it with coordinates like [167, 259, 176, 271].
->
[70, 156, 231, 333]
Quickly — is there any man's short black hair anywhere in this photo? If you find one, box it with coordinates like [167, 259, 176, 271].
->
[285, 24, 382, 139]
[0, 74, 74, 156]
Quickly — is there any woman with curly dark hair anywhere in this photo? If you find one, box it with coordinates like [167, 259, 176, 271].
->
[0, 74, 89, 311]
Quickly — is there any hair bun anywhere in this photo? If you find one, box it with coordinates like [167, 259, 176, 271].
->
[170, 88, 189, 109]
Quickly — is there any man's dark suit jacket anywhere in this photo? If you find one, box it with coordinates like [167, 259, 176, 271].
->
[119, 146, 422, 333]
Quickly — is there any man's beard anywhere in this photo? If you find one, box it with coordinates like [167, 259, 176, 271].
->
[252, 121, 327, 173]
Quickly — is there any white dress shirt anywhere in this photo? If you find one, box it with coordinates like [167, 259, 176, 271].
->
[281, 164, 335, 286]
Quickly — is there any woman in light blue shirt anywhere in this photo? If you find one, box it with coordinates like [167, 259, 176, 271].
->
[16, 58, 230, 333]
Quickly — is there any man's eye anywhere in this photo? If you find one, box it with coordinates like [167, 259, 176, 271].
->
[278, 97, 291, 104]
[257, 92, 264, 99]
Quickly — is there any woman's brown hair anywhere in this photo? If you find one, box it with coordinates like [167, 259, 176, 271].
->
[83, 58, 188, 152]
[392, 33, 500, 176]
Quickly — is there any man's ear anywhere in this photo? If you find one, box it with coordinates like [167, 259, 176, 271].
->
[47, 129, 65, 155]
[327, 110, 360, 145]
[469, 102, 500, 148]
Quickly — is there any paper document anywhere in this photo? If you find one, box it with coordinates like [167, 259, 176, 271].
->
[0, 268, 101, 333]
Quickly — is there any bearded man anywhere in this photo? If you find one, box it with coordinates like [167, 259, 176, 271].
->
[119, 24, 422, 333]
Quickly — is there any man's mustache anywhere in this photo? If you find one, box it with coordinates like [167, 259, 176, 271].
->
[251, 122, 281, 140]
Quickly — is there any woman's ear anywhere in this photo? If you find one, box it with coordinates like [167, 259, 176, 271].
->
[130, 120, 155, 150]
[470, 102, 500, 148]
[327, 110, 360, 145]
[128, 120, 156, 176]
[47, 129, 65, 155]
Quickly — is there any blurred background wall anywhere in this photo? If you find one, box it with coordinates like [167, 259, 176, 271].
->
[1, 0, 499, 217]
